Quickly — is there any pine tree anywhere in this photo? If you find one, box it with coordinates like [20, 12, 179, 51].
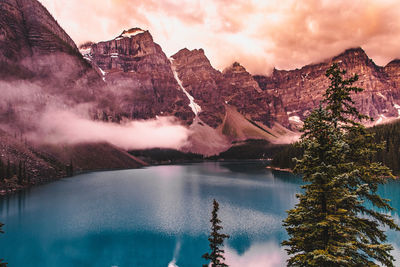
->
[66, 159, 74, 177]
[69, 160, 73, 176]
[5, 160, 10, 179]
[202, 199, 230, 267]
[0, 222, 7, 266]
[11, 162, 16, 177]
[23, 161, 27, 183]
[283, 63, 400, 266]
[0, 158, 4, 181]
[17, 161, 22, 185]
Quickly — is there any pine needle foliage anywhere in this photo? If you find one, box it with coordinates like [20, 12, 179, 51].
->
[202, 199, 230, 267]
[282, 63, 400, 266]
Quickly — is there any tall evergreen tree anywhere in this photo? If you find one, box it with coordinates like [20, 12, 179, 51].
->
[0, 222, 7, 267]
[23, 161, 27, 182]
[0, 158, 4, 181]
[17, 161, 22, 185]
[5, 160, 10, 179]
[66, 159, 74, 177]
[202, 199, 230, 267]
[283, 63, 399, 266]
[11, 162, 16, 177]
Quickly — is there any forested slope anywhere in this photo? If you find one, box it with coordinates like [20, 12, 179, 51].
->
[272, 119, 400, 174]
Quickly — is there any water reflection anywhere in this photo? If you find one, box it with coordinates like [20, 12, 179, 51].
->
[0, 162, 399, 266]
[225, 242, 288, 267]
[0, 189, 29, 219]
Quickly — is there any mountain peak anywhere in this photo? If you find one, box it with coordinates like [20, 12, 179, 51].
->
[171, 48, 213, 71]
[172, 48, 205, 59]
[223, 61, 247, 74]
[343, 47, 366, 54]
[385, 59, 400, 68]
[79, 41, 94, 50]
[332, 47, 369, 63]
[118, 28, 147, 39]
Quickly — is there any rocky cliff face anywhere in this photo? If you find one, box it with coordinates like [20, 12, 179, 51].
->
[0, 0, 77, 60]
[84, 32, 400, 144]
[0, 0, 94, 81]
[0, 0, 102, 111]
[254, 48, 400, 124]
[384, 59, 400, 98]
[171, 49, 289, 129]
[170, 48, 226, 127]
[0, 0, 101, 126]
[0, 1, 146, 186]
[167, 46, 400, 136]
[86, 28, 194, 123]
[221, 62, 289, 128]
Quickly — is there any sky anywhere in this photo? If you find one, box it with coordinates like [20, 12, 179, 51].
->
[40, 0, 400, 75]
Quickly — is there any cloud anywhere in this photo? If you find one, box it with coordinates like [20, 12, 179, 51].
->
[28, 109, 190, 150]
[0, 73, 190, 151]
[39, 0, 400, 75]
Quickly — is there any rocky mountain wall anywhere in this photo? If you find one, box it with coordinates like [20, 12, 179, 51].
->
[254, 48, 400, 123]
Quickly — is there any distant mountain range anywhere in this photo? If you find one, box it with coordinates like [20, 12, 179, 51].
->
[81, 29, 400, 144]
[1, 0, 400, 183]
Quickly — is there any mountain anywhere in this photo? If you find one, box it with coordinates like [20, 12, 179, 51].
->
[0, 0, 106, 131]
[0, 0, 100, 89]
[83, 28, 194, 124]
[170, 48, 289, 129]
[82, 33, 297, 154]
[0, 0, 146, 188]
[254, 48, 400, 125]
[3, 0, 400, 181]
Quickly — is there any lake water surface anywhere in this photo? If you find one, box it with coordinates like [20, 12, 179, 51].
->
[0, 161, 399, 266]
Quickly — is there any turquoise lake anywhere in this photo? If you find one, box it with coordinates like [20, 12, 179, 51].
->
[0, 161, 399, 266]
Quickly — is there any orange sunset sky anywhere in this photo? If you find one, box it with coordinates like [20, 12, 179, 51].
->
[40, 0, 400, 75]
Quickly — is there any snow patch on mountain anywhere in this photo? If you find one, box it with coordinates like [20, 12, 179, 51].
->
[80, 47, 91, 56]
[98, 67, 106, 82]
[394, 104, 400, 117]
[80, 47, 92, 62]
[375, 114, 387, 125]
[169, 58, 201, 116]
[289, 116, 302, 123]
[376, 92, 387, 100]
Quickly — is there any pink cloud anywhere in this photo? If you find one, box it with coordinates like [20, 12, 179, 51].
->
[39, 0, 400, 74]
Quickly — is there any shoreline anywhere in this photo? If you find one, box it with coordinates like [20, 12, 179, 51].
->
[0, 159, 273, 196]
[265, 166, 293, 173]
[2, 161, 398, 197]
[0, 180, 35, 196]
